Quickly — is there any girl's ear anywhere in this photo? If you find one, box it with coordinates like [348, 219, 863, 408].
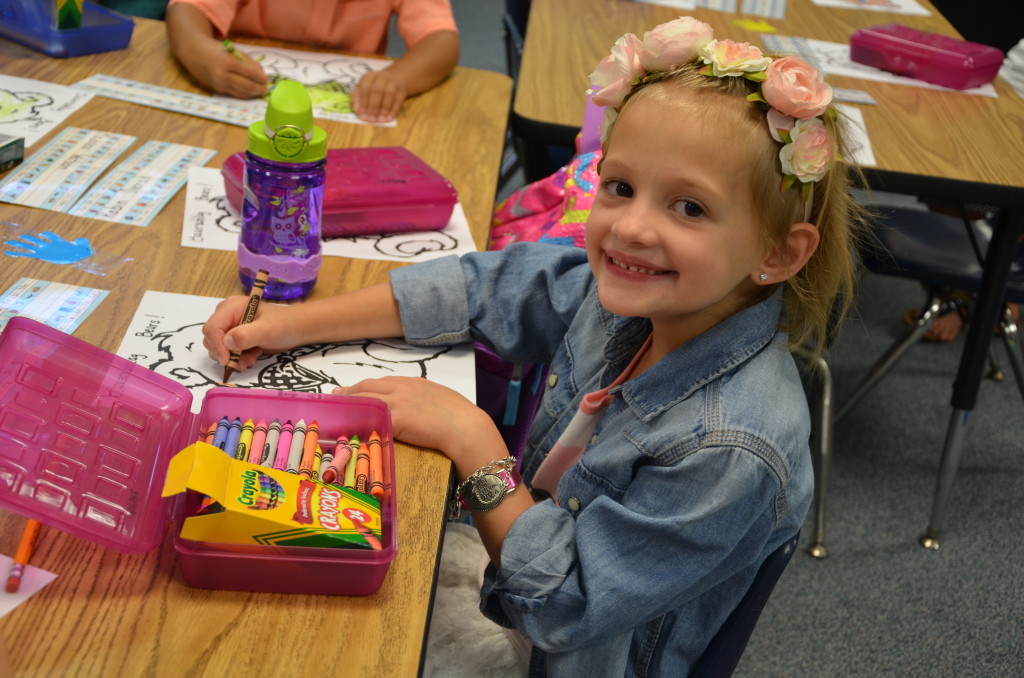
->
[754, 221, 820, 285]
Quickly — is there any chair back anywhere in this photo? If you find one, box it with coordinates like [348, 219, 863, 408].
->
[689, 532, 799, 678]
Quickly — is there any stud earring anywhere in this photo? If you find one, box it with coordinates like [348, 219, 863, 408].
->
[759, 273, 769, 283]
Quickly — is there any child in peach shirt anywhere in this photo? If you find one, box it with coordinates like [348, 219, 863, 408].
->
[165, 0, 459, 122]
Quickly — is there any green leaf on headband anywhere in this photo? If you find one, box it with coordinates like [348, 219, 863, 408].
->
[698, 65, 714, 77]
[781, 174, 797, 192]
[801, 181, 813, 202]
[824, 107, 838, 123]
[744, 71, 767, 82]
[746, 91, 766, 104]
[778, 129, 793, 144]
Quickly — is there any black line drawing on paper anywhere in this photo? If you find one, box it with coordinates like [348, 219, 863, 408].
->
[137, 321, 454, 392]
[0, 89, 55, 126]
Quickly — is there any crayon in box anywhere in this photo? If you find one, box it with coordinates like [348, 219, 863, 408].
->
[0, 316, 397, 595]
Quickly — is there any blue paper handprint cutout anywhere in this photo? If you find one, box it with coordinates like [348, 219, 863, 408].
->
[4, 231, 93, 265]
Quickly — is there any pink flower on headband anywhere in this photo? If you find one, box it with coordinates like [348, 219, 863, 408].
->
[638, 17, 713, 71]
[762, 56, 833, 119]
[780, 118, 832, 183]
[699, 39, 772, 77]
[588, 33, 644, 108]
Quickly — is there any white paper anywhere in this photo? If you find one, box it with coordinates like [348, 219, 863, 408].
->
[181, 166, 478, 262]
[809, 0, 929, 15]
[0, 75, 94, 148]
[0, 554, 57, 619]
[836, 103, 876, 167]
[116, 291, 477, 414]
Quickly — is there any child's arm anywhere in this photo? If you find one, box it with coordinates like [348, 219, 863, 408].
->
[201, 282, 403, 372]
[165, 3, 269, 99]
[351, 29, 459, 123]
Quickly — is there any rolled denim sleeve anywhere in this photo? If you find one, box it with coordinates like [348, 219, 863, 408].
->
[480, 444, 783, 654]
[389, 244, 595, 362]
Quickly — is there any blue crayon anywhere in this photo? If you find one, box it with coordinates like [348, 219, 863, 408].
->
[262, 418, 282, 467]
[211, 416, 230, 451]
[223, 417, 243, 458]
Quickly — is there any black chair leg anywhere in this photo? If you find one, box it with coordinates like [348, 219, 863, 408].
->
[793, 347, 833, 559]
[836, 287, 945, 421]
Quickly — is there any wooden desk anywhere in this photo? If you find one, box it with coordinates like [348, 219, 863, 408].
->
[516, 0, 1024, 548]
[0, 18, 511, 677]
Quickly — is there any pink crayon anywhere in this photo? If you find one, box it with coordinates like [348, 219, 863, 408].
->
[273, 420, 294, 471]
[248, 419, 268, 464]
[322, 435, 352, 486]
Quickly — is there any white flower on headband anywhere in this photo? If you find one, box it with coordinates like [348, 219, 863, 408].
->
[698, 39, 772, 77]
[587, 16, 836, 197]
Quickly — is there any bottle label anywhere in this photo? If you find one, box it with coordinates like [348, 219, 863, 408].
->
[238, 240, 322, 283]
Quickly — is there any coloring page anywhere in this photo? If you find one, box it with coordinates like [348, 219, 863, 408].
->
[116, 291, 477, 413]
[229, 43, 397, 126]
[181, 166, 477, 261]
[0, 75, 94, 147]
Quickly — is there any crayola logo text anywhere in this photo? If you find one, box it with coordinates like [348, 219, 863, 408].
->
[237, 469, 259, 505]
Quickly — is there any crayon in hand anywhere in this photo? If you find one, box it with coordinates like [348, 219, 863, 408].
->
[222, 269, 269, 383]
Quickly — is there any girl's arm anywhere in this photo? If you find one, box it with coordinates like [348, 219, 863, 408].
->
[351, 30, 459, 122]
[166, 3, 268, 98]
[202, 282, 403, 371]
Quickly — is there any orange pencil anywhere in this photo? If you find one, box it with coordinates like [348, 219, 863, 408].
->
[367, 430, 384, 501]
[6, 519, 41, 593]
[298, 420, 320, 478]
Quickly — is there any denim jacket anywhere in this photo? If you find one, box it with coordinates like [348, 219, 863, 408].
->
[390, 243, 812, 677]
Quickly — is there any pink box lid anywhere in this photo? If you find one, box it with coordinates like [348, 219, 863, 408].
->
[0, 317, 194, 553]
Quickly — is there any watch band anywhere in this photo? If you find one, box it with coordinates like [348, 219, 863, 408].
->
[450, 456, 520, 520]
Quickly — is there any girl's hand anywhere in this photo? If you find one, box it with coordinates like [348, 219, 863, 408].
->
[334, 377, 508, 476]
[202, 296, 301, 371]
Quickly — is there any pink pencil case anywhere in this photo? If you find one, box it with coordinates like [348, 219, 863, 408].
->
[0, 316, 397, 595]
[850, 24, 1004, 90]
[222, 146, 458, 237]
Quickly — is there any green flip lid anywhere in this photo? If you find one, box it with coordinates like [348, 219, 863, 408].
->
[247, 79, 328, 163]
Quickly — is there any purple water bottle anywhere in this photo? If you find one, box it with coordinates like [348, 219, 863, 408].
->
[238, 79, 327, 300]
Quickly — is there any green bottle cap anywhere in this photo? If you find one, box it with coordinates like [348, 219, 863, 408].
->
[247, 79, 327, 163]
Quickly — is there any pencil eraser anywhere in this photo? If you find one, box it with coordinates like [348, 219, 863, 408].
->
[0, 134, 25, 174]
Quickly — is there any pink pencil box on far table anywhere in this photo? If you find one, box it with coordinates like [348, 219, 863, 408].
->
[850, 24, 1004, 90]
[222, 146, 458, 237]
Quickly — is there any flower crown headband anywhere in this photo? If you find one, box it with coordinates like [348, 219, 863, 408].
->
[588, 17, 836, 220]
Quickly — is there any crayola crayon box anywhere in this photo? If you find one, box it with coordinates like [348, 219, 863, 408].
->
[0, 316, 397, 596]
[163, 442, 382, 550]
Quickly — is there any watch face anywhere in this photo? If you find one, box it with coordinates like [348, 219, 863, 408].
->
[469, 472, 507, 511]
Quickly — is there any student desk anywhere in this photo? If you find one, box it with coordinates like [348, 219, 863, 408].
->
[516, 0, 1024, 548]
[0, 18, 511, 677]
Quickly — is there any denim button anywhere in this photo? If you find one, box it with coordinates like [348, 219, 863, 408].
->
[547, 373, 559, 388]
[567, 497, 581, 511]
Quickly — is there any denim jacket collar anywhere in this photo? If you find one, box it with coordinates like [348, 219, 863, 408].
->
[599, 295, 783, 423]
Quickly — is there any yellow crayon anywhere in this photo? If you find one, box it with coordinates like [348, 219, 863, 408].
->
[344, 435, 360, 489]
[236, 418, 255, 461]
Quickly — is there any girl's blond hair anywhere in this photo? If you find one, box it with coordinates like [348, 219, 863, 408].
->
[610, 62, 866, 355]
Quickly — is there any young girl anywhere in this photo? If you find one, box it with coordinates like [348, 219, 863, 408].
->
[202, 17, 863, 676]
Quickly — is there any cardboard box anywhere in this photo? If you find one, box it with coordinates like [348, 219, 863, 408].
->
[0, 316, 397, 595]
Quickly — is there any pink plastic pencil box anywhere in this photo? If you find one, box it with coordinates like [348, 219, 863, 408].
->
[849, 24, 1004, 90]
[222, 146, 458, 237]
[0, 316, 397, 595]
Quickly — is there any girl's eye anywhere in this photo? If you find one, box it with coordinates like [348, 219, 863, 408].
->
[603, 180, 634, 198]
[673, 200, 705, 219]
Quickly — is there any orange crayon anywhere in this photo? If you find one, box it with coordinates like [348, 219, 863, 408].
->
[354, 434, 370, 493]
[201, 422, 217, 444]
[298, 420, 320, 478]
[367, 430, 384, 501]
